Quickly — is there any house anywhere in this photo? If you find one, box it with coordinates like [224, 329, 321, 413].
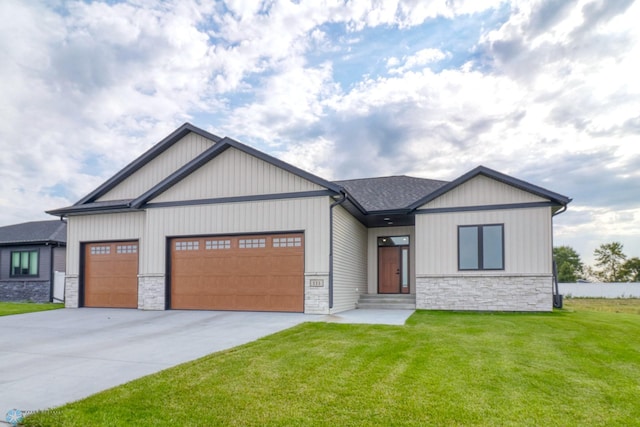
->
[47, 123, 571, 313]
[0, 220, 67, 302]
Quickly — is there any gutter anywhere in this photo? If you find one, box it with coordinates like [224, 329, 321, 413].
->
[328, 191, 347, 310]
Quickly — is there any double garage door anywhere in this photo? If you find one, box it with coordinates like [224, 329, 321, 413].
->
[83, 233, 304, 312]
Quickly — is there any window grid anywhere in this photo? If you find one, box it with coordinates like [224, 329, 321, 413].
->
[116, 244, 137, 254]
[273, 237, 302, 248]
[205, 240, 231, 250]
[90, 246, 111, 255]
[175, 241, 200, 251]
[239, 238, 266, 249]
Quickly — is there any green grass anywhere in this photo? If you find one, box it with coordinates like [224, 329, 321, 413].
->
[564, 297, 640, 315]
[25, 303, 640, 427]
[0, 302, 63, 317]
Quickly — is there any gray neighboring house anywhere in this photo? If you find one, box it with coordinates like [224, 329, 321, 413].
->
[48, 123, 571, 313]
[0, 220, 67, 302]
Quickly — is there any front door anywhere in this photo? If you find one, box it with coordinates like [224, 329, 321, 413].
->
[377, 236, 410, 294]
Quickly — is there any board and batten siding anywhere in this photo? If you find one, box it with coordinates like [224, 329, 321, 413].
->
[97, 132, 215, 202]
[367, 226, 416, 294]
[151, 147, 325, 203]
[420, 175, 547, 209]
[331, 205, 367, 313]
[415, 207, 553, 276]
[65, 212, 146, 275]
[142, 197, 331, 275]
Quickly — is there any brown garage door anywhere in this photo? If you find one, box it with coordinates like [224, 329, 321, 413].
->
[83, 241, 138, 308]
[170, 233, 304, 312]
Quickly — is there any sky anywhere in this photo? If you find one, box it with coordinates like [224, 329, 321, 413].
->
[0, 0, 638, 266]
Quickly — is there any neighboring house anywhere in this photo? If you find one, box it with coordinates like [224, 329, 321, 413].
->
[0, 220, 67, 302]
[48, 123, 571, 313]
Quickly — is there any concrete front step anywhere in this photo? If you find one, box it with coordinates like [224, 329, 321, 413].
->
[356, 294, 416, 310]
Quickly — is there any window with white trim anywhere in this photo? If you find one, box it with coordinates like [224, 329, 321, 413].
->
[458, 224, 504, 270]
[90, 246, 111, 255]
[116, 244, 137, 254]
[205, 240, 231, 250]
[273, 237, 301, 248]
[239, 238, 266, 249]
[175, 241, 200, 251]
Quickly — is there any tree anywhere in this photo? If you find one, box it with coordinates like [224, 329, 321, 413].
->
[553, 246, 583, 282]
[594, 242, 627, 282]
[620, 257, 640, 282]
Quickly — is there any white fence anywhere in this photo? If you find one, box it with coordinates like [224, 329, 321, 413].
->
[53, 271, 65, 302]
[559, 282, 640, 298]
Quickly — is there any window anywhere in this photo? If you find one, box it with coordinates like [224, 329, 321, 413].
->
[273, 237, 301, 248]
[116, 244, 137, 254]
[90, 246, 111, 255]
[205, 240, 231, 250]
[458, 224, 504, 270]
[239, 238, 266, 249]
[11, 250, 39, 277]
[175, 241, 199, 251]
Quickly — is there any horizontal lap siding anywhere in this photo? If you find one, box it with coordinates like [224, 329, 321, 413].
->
[331, 206, 367, 313]
[143, 197, 331, 275]
[415, 207, 553, 276]
[97, 132, 214, 201]
[152, 147, 325, 202]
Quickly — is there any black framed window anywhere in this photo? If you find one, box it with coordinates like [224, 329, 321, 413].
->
[11, 250, 39, 277]
[458, 224, 504, 270]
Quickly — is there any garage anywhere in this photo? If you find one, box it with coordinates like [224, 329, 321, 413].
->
[83, 241, 139, 308]
[170, 233, 304, 312]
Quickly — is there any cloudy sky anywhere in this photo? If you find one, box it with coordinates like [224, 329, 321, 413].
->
[1, 0, 638, 265]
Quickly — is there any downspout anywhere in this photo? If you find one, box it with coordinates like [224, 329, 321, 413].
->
[49, 242, 54, 303]
[329, 191, 347, 310]
[551, 203, 568, 308]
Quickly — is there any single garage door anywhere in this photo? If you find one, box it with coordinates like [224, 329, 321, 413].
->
[170, 233, 304, 312]
[83, 241, 139, 308]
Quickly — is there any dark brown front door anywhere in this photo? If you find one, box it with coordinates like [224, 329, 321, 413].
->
[379, 246, 401, 294]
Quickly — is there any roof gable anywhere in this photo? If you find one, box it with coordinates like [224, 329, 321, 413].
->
[149, 146, 327, 204]
[131, 136, 342, 208]
[409, 166, 571, 211]
[78, 123, 222, 205]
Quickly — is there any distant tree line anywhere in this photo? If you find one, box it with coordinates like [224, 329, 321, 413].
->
[553, 242, 640, 283]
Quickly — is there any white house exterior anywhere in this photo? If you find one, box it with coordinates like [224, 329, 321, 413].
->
[48, 123, 570, 314]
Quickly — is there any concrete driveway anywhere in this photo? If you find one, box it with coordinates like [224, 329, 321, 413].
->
[0, 308, 314, 421]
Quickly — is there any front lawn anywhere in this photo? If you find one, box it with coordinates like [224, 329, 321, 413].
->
[0, 302, 63, 317]
[26, 305, 640, 426]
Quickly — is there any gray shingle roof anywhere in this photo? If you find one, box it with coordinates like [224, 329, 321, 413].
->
[0, 220, 67, 245]
[334, 175, 449, 212]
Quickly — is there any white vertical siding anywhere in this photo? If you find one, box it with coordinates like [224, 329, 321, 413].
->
[331, 206, 367, 313]
[97, 132, 215, 201]
[66, 212, 146, 275]
[142, 197, 331, 275]
[152, 147, 324, 202]
[367, 226, 416, 294]
[415, 207, 553, 276]
[420, 175, 547, 209]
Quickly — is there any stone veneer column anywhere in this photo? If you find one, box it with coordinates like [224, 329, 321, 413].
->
[416, 275, 552, 311]
[304, 274, 330, 314]
[64, 275, 79, 308]
[138, 274, 166, 310]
